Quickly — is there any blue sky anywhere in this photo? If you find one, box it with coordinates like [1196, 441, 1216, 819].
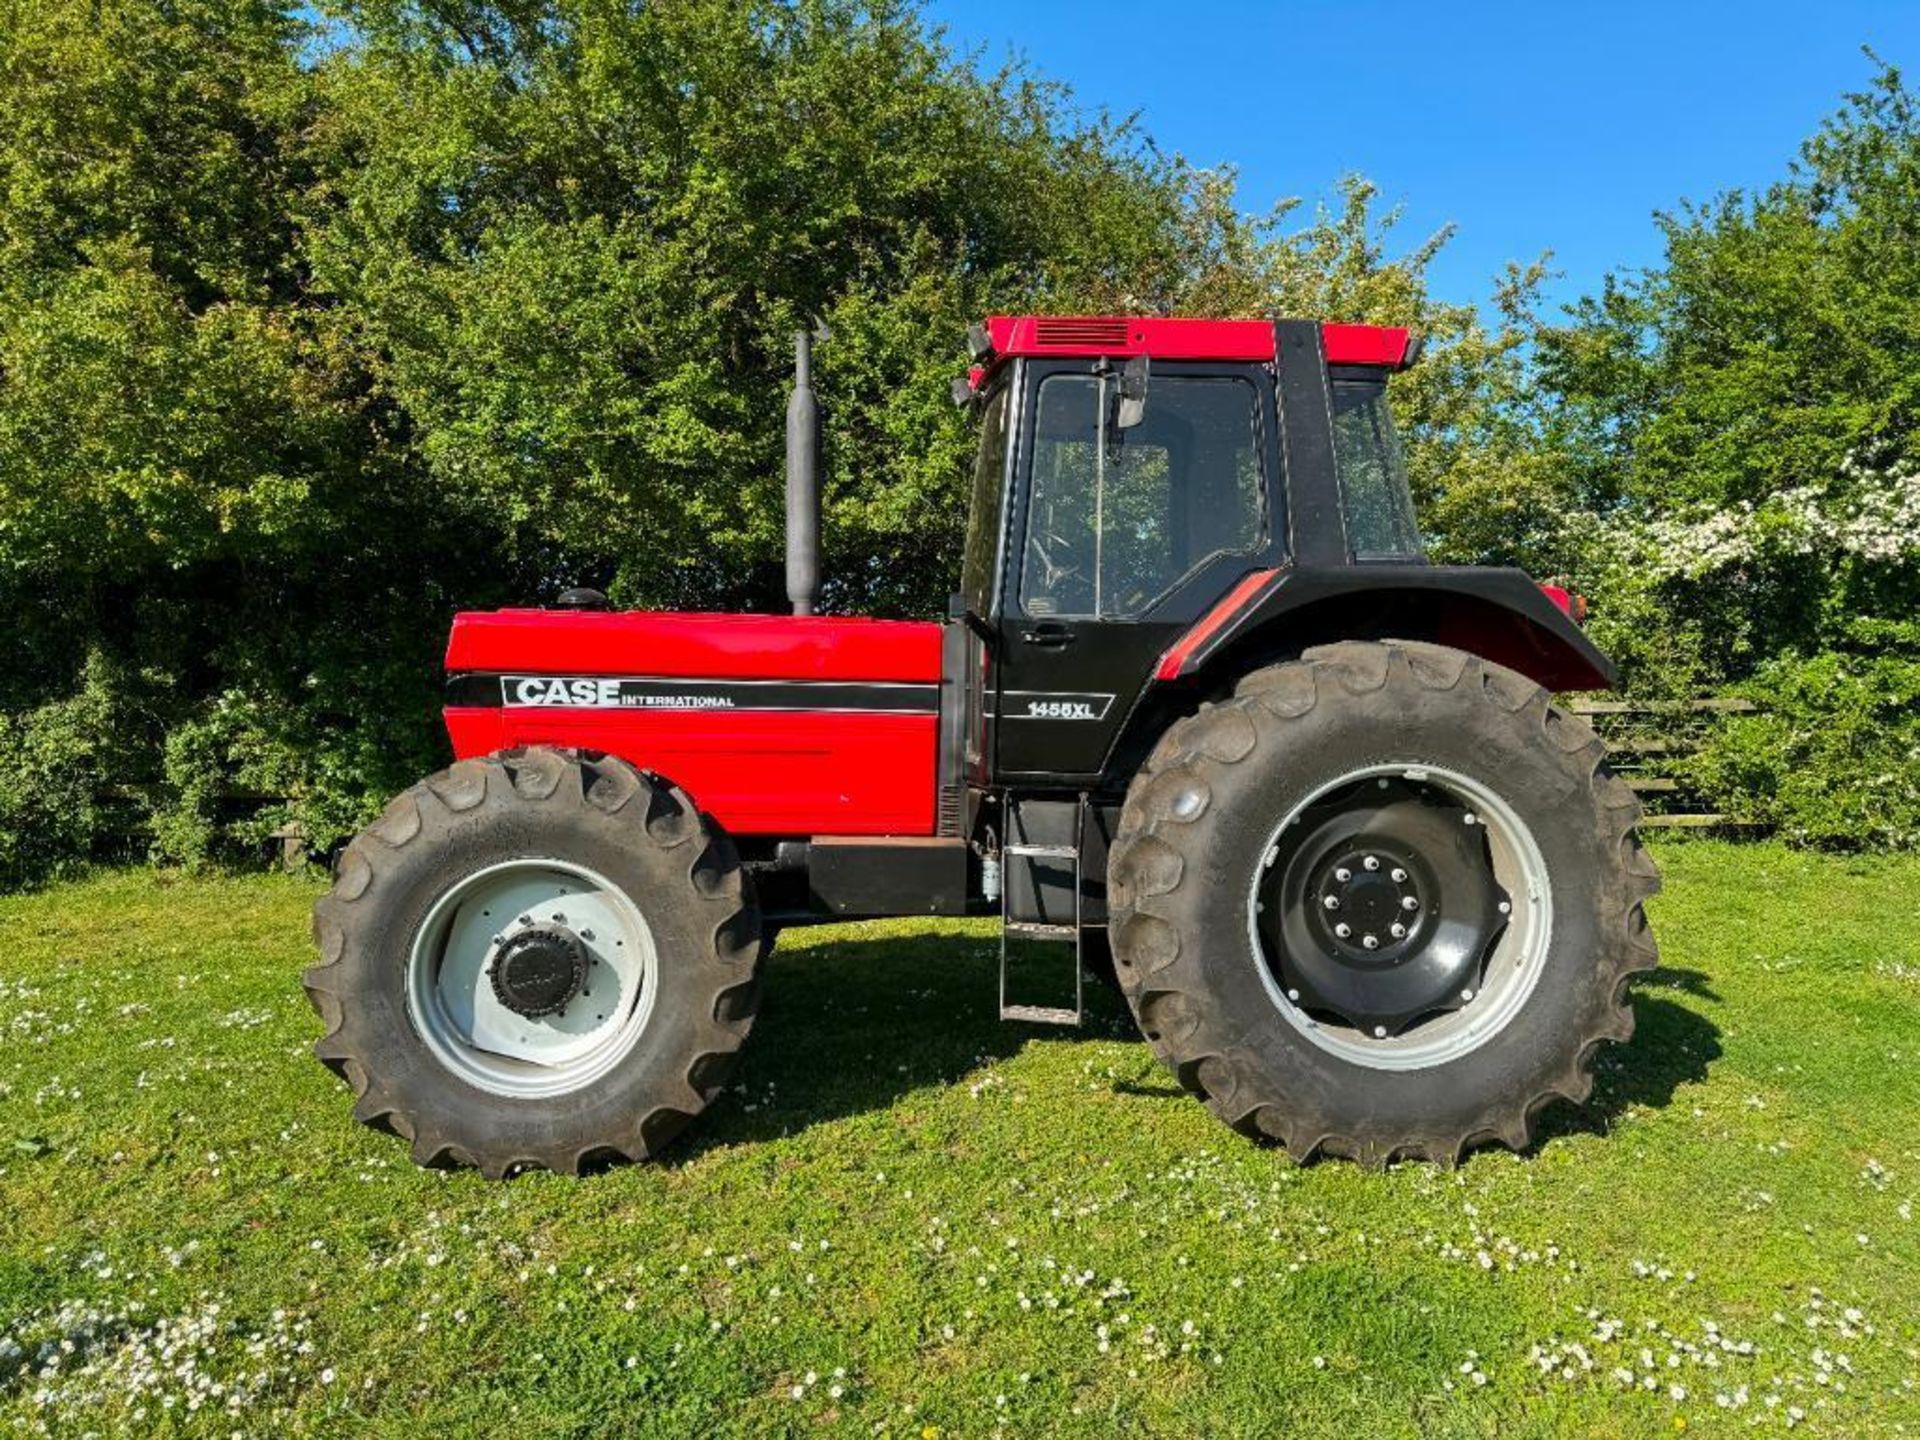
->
[918, 2, 1920, 315]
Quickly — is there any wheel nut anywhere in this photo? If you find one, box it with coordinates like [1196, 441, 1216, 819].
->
[1334, 922, 1351, 938]
[1497, 900, 1511, 915]
[1322, 895, 1340, 910]
[1391, 867, 1407, 883]
[1363, 855, 1380, 871]
[1390, 922, 1406, 939]
[1287, 988, 1301, 1002]
[1361, 934, 1379, 950]
[1463, 813, 1478, 827]
[1334, 866, 1352, 882]
[1373, 1025, 1388, 1038]
[1401, 896, 1419, 911]
[1461, 988, 1476, 1001]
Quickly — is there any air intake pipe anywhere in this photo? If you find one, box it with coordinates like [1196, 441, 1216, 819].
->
[785, 329, 820, 617]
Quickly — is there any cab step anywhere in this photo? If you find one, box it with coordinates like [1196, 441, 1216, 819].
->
[998, 794, 1087, 1026]
[1000, 1003, 1082, 1027]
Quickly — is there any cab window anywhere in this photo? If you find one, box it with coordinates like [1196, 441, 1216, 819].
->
[1330, 373, 1424, 560]
[1020, 372, 1263, 619]
[959, 382, 1012, 614]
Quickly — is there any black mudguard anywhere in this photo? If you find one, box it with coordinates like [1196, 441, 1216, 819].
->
[1159, 563, 1614, 694]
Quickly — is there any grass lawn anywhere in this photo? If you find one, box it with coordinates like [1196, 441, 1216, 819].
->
[0, 841, 1917, 1437]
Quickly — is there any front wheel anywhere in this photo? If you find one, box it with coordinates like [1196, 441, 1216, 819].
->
[1107, 641, 1660, 1165]
[305, 748, 762, 1177]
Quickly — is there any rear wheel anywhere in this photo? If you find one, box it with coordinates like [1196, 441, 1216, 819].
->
[1107, 641, 1659, 1165]
[306, 748, 761, 1177]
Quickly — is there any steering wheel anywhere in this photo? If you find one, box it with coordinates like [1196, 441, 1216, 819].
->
[1027, 529, 1082, 594]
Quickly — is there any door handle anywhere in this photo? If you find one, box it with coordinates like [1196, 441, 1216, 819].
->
[1020, 624, 1075, 648]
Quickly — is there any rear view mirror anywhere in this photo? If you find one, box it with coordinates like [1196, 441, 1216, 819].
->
[1115, 354, 1150, 428]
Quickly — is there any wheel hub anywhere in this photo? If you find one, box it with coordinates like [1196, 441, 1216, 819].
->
[1310, 845, 1427, 957]
[489, 924, 589, 1019]
[1259, 778, 1509, 1037]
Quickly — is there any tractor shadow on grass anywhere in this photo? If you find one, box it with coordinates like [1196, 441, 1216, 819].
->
[682, 928, 1139, 1155]
[1532, 967, 1723, 1147]
[681, 931, 1721, 1159]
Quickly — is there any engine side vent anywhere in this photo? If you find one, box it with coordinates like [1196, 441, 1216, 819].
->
[1034, 317, 1132, 349]
[937, 782, 963, 837]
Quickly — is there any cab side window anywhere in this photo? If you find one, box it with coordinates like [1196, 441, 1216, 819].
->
[1330, 375, 1424, 560]
[959, 383, 1012, 614]
[1020, 373, 1263, 619]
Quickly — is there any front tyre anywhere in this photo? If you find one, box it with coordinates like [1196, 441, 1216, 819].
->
[1107, 641, 1660, 1166]
[305, 749, 762, 1177]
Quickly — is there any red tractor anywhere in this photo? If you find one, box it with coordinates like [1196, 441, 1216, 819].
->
[307, 316, 1659, 1177]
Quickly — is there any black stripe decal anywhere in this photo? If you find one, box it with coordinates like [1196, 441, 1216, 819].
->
[446, 673, 939, 714]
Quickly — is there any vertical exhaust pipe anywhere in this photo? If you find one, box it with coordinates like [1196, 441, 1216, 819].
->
[785, 329, 820, 617]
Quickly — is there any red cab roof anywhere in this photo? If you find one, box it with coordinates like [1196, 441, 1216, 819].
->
[982, 315, 1413, 368]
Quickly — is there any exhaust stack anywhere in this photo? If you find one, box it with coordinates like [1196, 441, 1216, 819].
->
[785, 330, 820, 617]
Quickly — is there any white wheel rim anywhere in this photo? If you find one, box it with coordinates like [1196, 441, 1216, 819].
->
[406, 857, 658, 1099]
[1246, 763, 1554, 1072]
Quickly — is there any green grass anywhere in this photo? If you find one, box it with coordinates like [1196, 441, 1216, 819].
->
[1, 842, 1917, 1437]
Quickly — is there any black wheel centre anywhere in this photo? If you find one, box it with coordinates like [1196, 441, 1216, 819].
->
[489, 925, 590, 1019]
[1257, 777, 1510, 1037]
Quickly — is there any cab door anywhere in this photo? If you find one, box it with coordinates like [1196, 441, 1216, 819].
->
[992, 358, 1279, 782]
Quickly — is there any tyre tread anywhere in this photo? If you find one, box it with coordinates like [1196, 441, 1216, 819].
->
[1109, 640, 1660, 1167]
[303, 748, 762, 1178]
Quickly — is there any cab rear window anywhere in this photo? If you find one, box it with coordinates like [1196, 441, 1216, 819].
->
[1330, 373, 1423, 560]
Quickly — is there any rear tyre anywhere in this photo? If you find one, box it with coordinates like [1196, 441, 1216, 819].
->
[1107, 641, 1659, 1165]
[305, 748, 761, 1177]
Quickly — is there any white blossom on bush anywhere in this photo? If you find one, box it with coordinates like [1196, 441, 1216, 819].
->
[1630, 453, 1920, 580]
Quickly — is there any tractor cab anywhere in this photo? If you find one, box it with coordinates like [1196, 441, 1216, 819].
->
[953, 316, 1431, 786]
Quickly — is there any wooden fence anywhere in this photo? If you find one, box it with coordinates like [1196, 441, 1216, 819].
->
[1568, 697, 1767, 831]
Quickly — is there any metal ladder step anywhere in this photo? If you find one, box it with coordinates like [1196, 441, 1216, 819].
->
[999, 793, 1087, 1027]
[1000, 1003, 1081, 1027]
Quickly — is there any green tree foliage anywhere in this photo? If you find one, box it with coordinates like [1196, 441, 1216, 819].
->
[9, 0, 1531, 881]
[0, 0, 503, 883]
[1679, 651, 1920, 850]
[1539, 58, 1920, 683]
[0, 0, 1764, 882]
[1534, 59, 1920, 841]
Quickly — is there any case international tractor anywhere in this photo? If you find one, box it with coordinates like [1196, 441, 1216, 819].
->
[307, 316, 1659, 1177]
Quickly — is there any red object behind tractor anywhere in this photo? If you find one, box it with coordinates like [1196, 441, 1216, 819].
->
[307, 316, 1658, 1176]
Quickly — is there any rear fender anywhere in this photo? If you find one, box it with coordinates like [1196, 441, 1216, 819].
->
[1105, 564, 1615, 782]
